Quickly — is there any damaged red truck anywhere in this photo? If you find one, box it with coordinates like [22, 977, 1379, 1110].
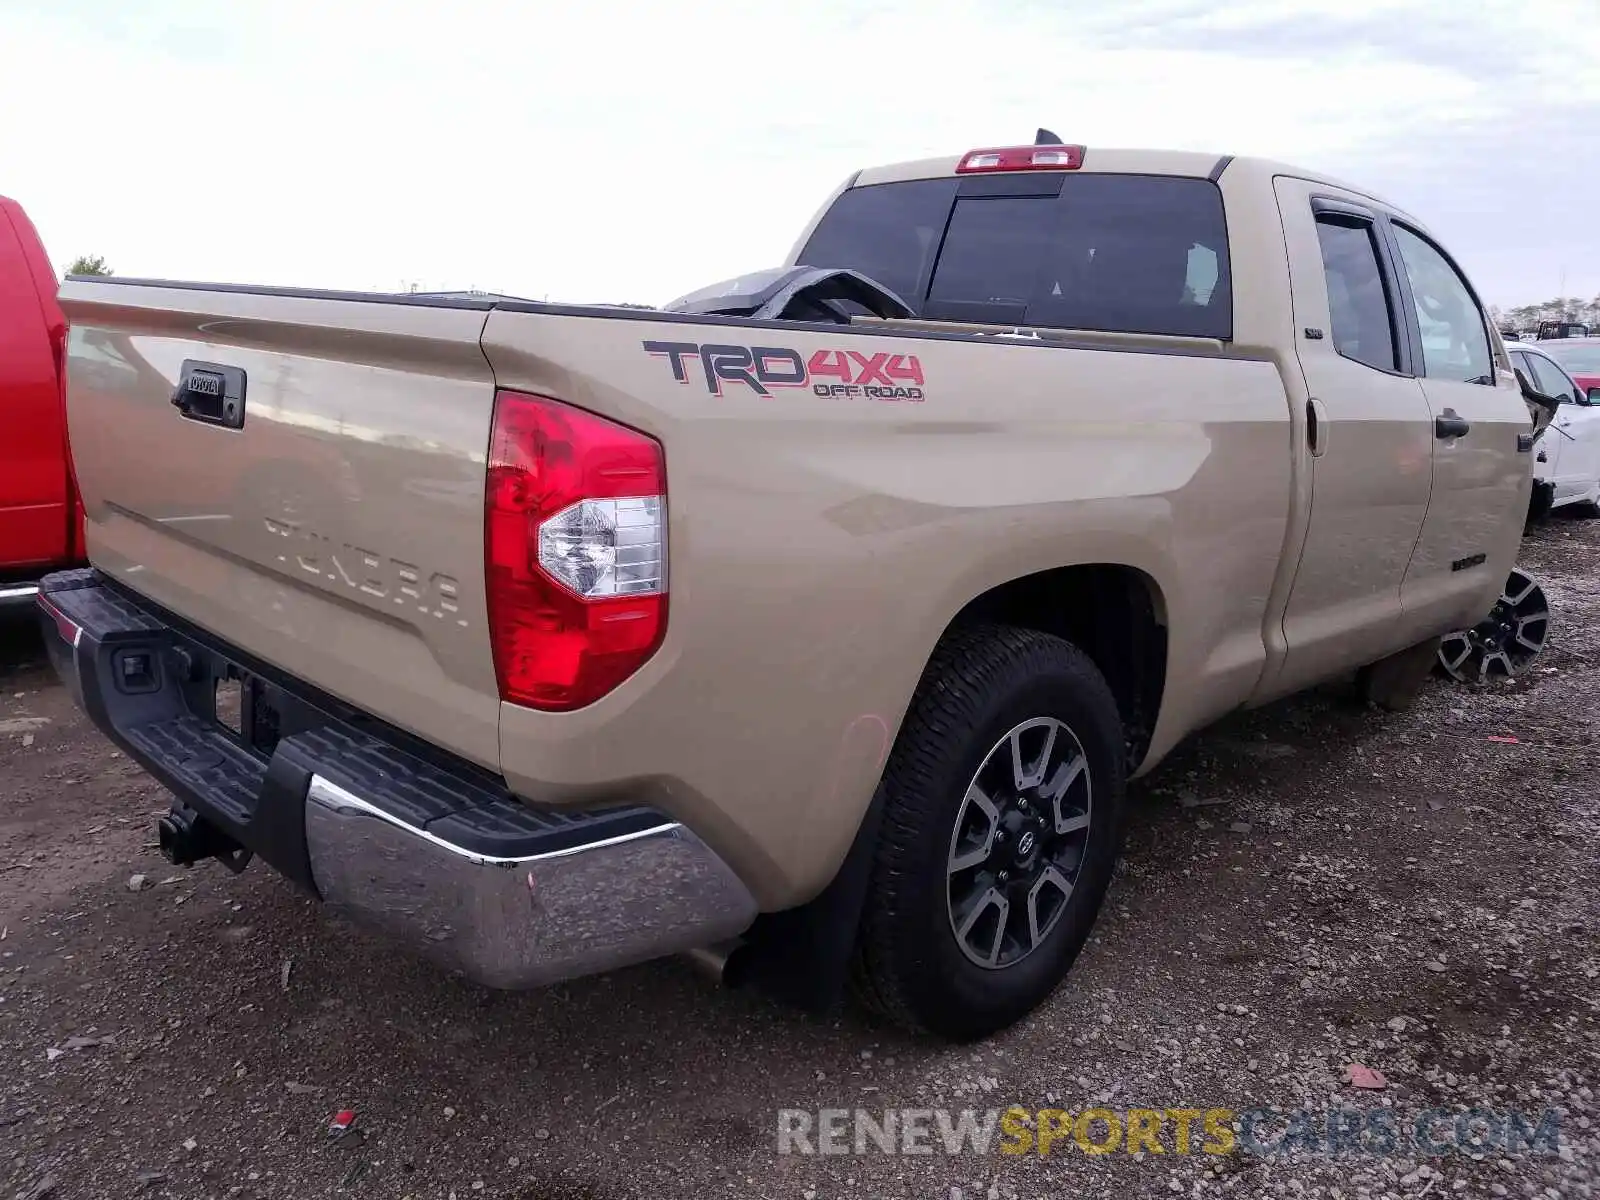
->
[0, 195, 84, 609]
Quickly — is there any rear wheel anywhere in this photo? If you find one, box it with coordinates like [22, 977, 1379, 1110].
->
[850, 624, 1125, 1040]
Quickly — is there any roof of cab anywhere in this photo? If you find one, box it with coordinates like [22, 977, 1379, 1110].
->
[853, 148, 1225, 185]
[850, 147, 1418, 225]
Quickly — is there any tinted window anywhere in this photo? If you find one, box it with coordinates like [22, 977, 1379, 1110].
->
[925, 196, 1053, 317]
[796, 178, 956, 308]
[1526, 352, 1578, 403]
[1391, 225, 1493, 384]
[800, 174, 1232, 339]
[1314, 216, 1398, 372]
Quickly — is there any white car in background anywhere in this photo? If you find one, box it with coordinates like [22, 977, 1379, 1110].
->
[1507, 341, 1600, 517]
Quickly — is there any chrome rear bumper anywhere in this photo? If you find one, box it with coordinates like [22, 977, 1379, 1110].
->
[38, 569, 758, 991]
[0, 583, 41, 612]
[304, 776, 757, 989]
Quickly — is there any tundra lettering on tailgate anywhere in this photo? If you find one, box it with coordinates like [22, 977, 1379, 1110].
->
[643, 340, 925, 401]
[263, 516, 466, 626]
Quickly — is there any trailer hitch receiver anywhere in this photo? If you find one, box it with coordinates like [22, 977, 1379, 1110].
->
[157, 804, 254, 874]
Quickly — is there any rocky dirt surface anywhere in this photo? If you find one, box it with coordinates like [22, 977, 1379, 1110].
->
[1, 517, 1596, 1200]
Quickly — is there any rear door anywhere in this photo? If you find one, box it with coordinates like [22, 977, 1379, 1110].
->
[1269, 181, 1434, 695]
[1387, 222, 1533, 632]
[0, 201, 68, 572]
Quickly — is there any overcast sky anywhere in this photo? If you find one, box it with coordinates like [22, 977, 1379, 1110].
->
[2, 0, 1596, 309]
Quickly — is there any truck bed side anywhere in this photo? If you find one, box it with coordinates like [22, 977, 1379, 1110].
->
[480, 307, 1292, 901]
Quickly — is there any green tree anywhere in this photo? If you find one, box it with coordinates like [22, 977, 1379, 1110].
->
[66, 254, 112, 277]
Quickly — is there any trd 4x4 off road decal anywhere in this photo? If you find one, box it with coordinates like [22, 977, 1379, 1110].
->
[643, 341, 925, 401]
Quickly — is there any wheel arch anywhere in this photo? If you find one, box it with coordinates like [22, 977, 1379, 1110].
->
[947, 563, 1170, 773]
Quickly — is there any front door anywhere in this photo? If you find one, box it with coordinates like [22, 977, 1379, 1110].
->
[1387, 222, 1534, 635]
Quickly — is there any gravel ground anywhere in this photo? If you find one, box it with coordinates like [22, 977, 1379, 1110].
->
[1, 517, 1596, 1200]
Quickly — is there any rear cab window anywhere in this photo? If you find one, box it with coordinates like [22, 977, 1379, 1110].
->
[796, 179, 955, 311]
[797, 172, 1232, 340]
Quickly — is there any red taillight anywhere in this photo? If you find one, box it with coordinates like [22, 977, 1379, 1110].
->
[484, 391, 667, 712]
[955, 145, 1085, 173]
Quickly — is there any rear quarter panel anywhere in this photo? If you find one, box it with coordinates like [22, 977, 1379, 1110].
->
[483, 310, 1292, 906]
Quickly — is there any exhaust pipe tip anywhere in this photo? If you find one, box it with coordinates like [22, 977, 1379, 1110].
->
[683, 940, 748, 988]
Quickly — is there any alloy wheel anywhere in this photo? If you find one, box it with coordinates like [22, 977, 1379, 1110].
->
[945, 716, 1093, 970]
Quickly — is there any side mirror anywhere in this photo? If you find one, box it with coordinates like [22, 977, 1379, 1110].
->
[1515, 367, 1561, 411]
[1515, 367, 1560, 435]
[1589, 386, 1600, 406]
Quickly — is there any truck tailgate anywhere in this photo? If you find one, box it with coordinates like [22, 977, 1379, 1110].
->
[58, 281, 503, 769]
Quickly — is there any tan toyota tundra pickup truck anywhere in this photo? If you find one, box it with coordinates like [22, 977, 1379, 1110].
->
[42, 140, 1557, 1040]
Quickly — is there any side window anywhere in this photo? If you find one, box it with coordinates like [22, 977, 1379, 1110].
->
[1313, 215, 1398, 372]
[1391, 225, 1493, 384]
[1527, 353, 1577, 404]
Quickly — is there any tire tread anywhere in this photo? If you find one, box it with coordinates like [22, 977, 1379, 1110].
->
[849, 622, 1122, 1036]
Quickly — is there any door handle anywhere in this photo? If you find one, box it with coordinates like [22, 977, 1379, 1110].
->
[1306, 397, 1328, 458]
[1434, 409, 1470, 440]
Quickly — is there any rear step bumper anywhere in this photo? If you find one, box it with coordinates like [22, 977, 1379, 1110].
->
[0, 582, 41, 611]
[37, 569, 756, 989]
